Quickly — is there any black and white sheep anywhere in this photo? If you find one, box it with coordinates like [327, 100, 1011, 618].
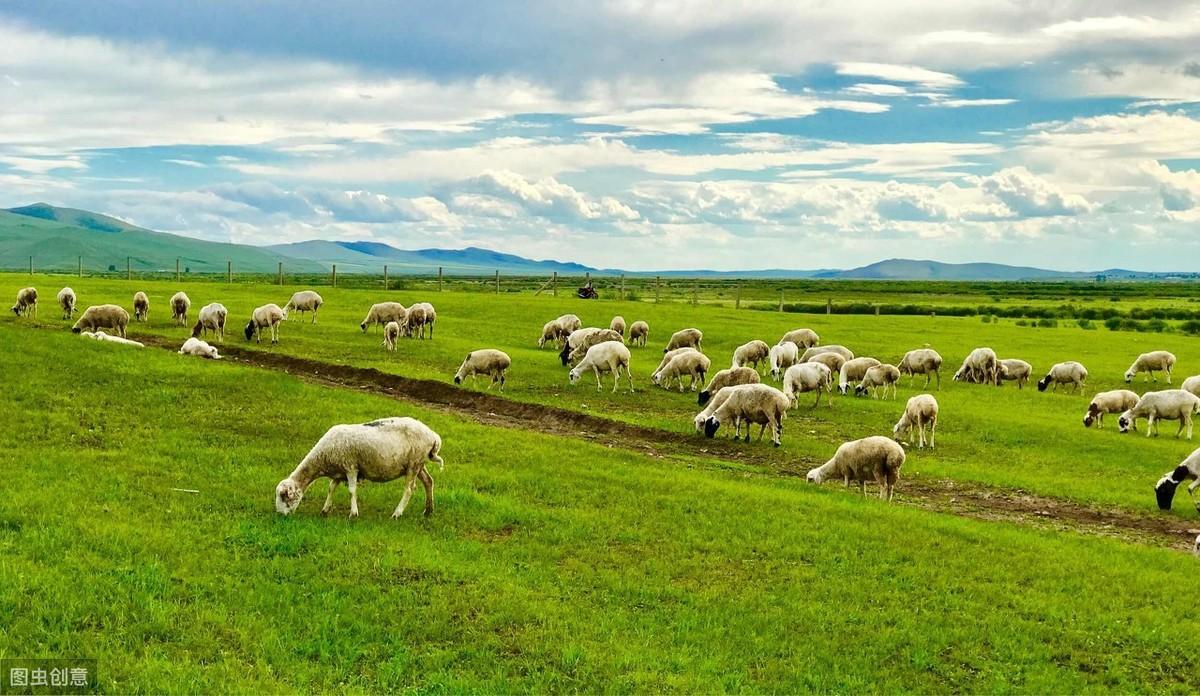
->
[1125, 351, 1176, 384]
[779, 328, 820, 350]
[782, 362, 833, 408]
[1037, 361, 1088, 393]
[132, 291, 149, 322]
[806, 436, 906, 501]
[11, 287, 37, 317]
[454, 349, 511, 391]
[894, 394, 938, 449]
[1083, 389, 1139, 429]
[629, 320, 649, 347]
[855, 364, 901, 400]
[654, 349, 710, 392]
[244, 303, 285, 344]
[732, 339, 771, 372]
[697, 366, 760, 406]
[361, 302, 407, 332]
[700, 383, 789, 446]
[898, 348, 942, 389]
[1154, 446, 1200, 512]
[1118, 390, 1200, 439]
[569, 341, 633, 393]
[72, 304, 130, 338]
[838, 357, 881, 395]
[170, 291, 191, 325]
[179, 337, 221, 359]
[283, 290, 323, 323]
[996, 358, 1033, 389]
[56, 287, 76, 320]
[192, 302, 228, 342]
[664, 328, 703, 353]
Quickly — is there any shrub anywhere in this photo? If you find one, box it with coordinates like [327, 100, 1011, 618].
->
[1077, 319, 1095, 330]
[980, 315, 992, 324]
[1037, 318, 1058, 328]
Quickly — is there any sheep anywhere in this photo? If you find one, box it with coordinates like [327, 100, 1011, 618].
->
[414, 302, 436, 339]
[80, 330, 144, 348]
[56, 287, 76, 320]
[653, 347, 700, 382]
[559, 327, 605, 366]
[782, 362, 833, 408]
[697, 366, 760, 406]
[1118, 390, 1200, 439]
[629, 320, 649, 347]
[1153, 446, 1200, 512]
[170, 291, 191, 325]
[654, 349, 710, 392]
[806, 436, 906, 501]
[282, 290, 323, 323]
[663, 328, 702, 353]
[779, 328, 820, 350]
[556, 313, 582, 334]
[382, 321, 401, 351]
[1125, 350, 1176, 384]
[539, 313, 582, 348]
[806, 352, 847, 383]
[179, 336, 221, 359]
[609, 315, 627, 338]
[191, 302, 228, 342]
[898, 348, 942, 389]
[243, 303, 285, 344]
[1083, 389, 1139, 429]
[454, 349, 511, 391]
[768, 341, 799, 381]
[838, 357, 882, 395]
[732, 339, 770, 372]
[855, 364, 901, 400]
[996, 358, 1033, 389]
[953, 347, 998, 385]
[894, 395, 938, 449]
[563, 328, 623, 366]
[11, 287, 37, 317]
[569, 341, 633, 393]
[700, 383, 789, 446]
[693, 384, 735, 433]
[71, 304, 130, 338]
[539, 320, 565, 348]
[133, 291, 149, 322]
[1184, 375, 1200, 398]
[1037, 361, 1088, 393]
[402, 302, 436, 339]
[274, 417, 444, 519]
[360, 302, 407, 332]
[800, 345, 854, 363]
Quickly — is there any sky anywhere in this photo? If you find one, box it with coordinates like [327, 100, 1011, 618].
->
[2, 1, 1200, 271]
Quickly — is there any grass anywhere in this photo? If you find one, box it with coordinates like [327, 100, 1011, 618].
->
[3, 323, 1200, 692]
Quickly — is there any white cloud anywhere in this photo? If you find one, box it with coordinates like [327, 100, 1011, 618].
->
[976, 167, 1093, 216]
[0, 155, 88, 173]
[446, 170, 639, 222]
[927, 98, 1017, 108]
[835, 62, 963, 89]
[164, 159, 207, 168]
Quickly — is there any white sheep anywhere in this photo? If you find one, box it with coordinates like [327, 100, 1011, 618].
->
[1184, 375, 1200, 398]
[564, 328, 623, 366]
[700, 383, 789, 446]
[654, 349, 710, 392]
[244, 304, 285, 344]
[664, 328, 703, 353]
[894, 395, 938, 449]
[855, 364, 901, 400]
[779, 328, 820, 349]
[1125, 350, 1176, 384]
[192, 302, 228, 342]
[1153, 446, 1200, 512]
[654, 347, 701, 382]
[1083, 389, 1139, 429]
[1118, 390, 1200, 439]
[282, 290, 323, 323]
[11, 287, 37, 317]
[953, 347, 998, 385]
[454, 349, 511, 390]
[402, 302, 436, 339]
[81, 330, 144, 348]
[806, 436, 906, 501]
[898, 348, 942, 389]
[838, 357, 882, 395]
[539, 314, 582, 348]
[556, 313, 582, 334]
[610, 315, 627, 338]
[732, 340, 771, 372]
[569, 341, 633, 392]
[170, 291, 191, 325]
[782, 362, 833, 408]
[629, 320, 649, 347]
[361, 302, 407, 332]
[133, 291, 149, 322]
[72, 304, 130, 338]
[806, 351, 846, 383]
[800, 345, 854, 363]
[56, 287, 76, 320]
[1037, 361, 1088, 393]
[382, 321, 401, 351]
[697, 366, 760, 406]
[559, 327, 604, 365]
[768, 341, 799, 381]
[179, 336, 221, 359]
[274, 417, 444, 519]
[996, 358, 1033, 389]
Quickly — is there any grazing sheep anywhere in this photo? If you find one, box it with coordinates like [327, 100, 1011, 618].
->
[800, 345, 854, 363]
[1083, 389, 1139, 429]
[782, 362, 833, 408]
[244, 303, 285, 344]
[191, 302, 228, 342]
[56, 287, 76, 320]
[402, 302, 436, 339]
[806, 436, 906, 501]
[664, 328, 703, 353]
[133, 291, 149, 322]
[170, 292, 191, 325]
[569, 341, 634, 393]
[697, 366, 761, 406]
[779, 328, 820, 350]
[1037, 361, 1088, 393]
[539, 320, 564, 349]
[559, 327, 605, 365]
[538, 313, 582, 348]
[556, 313, 582, 334]
[654, 349, 710, 392]
[768, 341, 800, 381]
[179, 336, 221, 359]
[653, 347, 701, 382]
[806, 352, 847, 383]
[72, 304, 130, 338]
[732, 339, 771, 372]
[1125, 350, 1176, 384]
[80, 330, 143, 347]
[454, 349, 511, 391]
[360, 302, 407, 332]
[609, 315, 627, 338]
[996, 358, 1033, 389]
[629, 320, 649, 347]
[894, 395, 938, 449]
[701, 383, 790, 446]
[274, 417, 444, 519]
[382, 321, 401, 351]
[838, 357, 882, 395]
[1153, 446, 1200, 512]
[282, 290, 323, 323]
[11, 287, 37, 317]
[1118, 390, 1200, 439]
[564, 328, 623, 366]
[855, 364, 901, 400]
[953, 347, 998, 385]
[1184, 375, 1200, 398]
[898, 348, 942, 389]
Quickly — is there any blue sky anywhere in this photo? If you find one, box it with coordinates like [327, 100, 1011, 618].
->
[2, 1, 1200, 271]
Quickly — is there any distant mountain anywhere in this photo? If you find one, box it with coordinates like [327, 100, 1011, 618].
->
[815, 258, 1178, 281]
[266, 240, 615, 275]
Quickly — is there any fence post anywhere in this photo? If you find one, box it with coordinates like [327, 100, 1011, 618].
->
[620, 274, 625, 301]
[779, 289, 784, 312]
[735, 281, 741, 309]
[382, 265, 388, 290]
[875, 304, 880, 316]
[438, 267, 443, 292]
[227, 260, 232, 284]
[127, 256, 131, 281]
[278, 262, 283, 286]
[692, 279, 698, 306]
[655, 276, 661, 303]
[552, 271, 557, 296]
[29, 256, 33, 274]
[494, 269, 500, 294]
[331, 264, 337, 287]
[826, 299, 832, 315]
[176, 258, 180, 282]
[78, 256, 82, 278]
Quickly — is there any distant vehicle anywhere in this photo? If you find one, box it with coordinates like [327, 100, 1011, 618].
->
[577, 281, 599, 300]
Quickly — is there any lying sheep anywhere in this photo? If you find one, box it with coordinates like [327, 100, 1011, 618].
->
[768, 341, 799, 381]
[1083, 389, 1139, 429]
[192, 303, 228, 342]
[11, 287, 37, 317]
[179, 336, 221, 359]
[629, 320, 649, 347]
[610, 315, 627, 338]
[569, 341, 634, 392]
[274, 417, 444, 519]
[953, 347, 998, 385]
[806, 351, 846, 382]
[800, 345, 854, 363]
[732, 340, 770, 372]
[996, 358, 1033, 389]
[1037, 361, 1088, 393]
[282, 290, 323, 323]
[1184, 375, 1200, 398]
[1118, 389, 1200, 439]
[72, 304, 130, 338]
[1153, 446, 1200, 512]
[360, 302, 407, 332]
[855, 364, 901, 400]
[697, 366, 760, 406]
[806, 436, 906, 501]
[894, 395, 938, 449]
[382, 321, 401, 351]
[565, 328, 623, 366]
[838, 357, 882, 395]
[664, 328, 703, 353]
[782, 362, 833, 408]
[1125, 350, 1176, 384]
[779, 328, 820, 350]
[81, 330, 144, 348]
[133, 291, 149, 322]
[700, 383, 789, 446]
[244, 303, 285, 344]
[401, 302, 436, 339]
[170, 291, 191, 325]
[454, 349, 511, 391]
[654, 349, 710, 392]
[898, 348, 942, 389]
[56, 287, 76, 320]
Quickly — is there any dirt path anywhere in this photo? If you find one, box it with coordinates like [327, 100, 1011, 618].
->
[145, 335, 1200, 550]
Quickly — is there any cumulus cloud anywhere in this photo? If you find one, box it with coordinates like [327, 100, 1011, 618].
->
[977, 167, 1093, 216]
[835, 62, 963, 89]
[446, 170, 639, 222]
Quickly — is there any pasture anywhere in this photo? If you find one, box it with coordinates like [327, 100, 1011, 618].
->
[4, 272, 1200, 691]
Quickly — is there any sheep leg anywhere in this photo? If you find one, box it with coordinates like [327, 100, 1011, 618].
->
[626, 365, 635, 393]
[346, 469, 359, 518]
[593, 366, 603, 392]
[1147, 414, 1157, 437]
[418, 467, 434, 516]
[321, 479, 340, 515]
[392, 469, 419, 518]
[812, 388, 822, 409]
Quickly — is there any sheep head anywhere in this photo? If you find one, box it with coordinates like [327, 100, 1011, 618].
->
[1154, 465, 1190, 510]
[1036, 377, 1050, 392]
[243, 321, 256, 341]
[275, 479, 304, 515]
[1117, 411, 1134, 433]
[697, 390, 711, 406]
[702, 416, 720, 438]
[1124, 369, 1136, 383]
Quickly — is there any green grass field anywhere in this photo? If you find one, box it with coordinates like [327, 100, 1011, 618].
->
[4, 272, 1200, 691]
